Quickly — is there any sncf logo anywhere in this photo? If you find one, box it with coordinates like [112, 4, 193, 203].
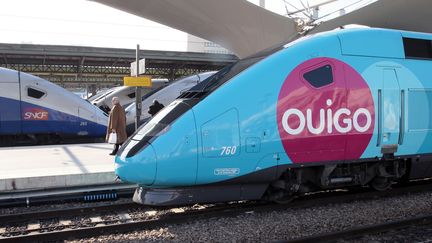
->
[23, 108, 49, 120]
[281, 99, 372, 135]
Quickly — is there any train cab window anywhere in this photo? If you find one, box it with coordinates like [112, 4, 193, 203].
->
[403, 37, 432, 59]
[127, 92, 136, 99]
[27, 87, 46, 99]
[303, 64, 333, 88]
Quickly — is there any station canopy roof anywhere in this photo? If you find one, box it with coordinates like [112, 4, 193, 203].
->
[90, 0, 298, 58]
[311, 0, 432, 34]
[92, 0, 432, 58]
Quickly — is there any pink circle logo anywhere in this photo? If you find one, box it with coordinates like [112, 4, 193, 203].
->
[277, 57, 374, 163]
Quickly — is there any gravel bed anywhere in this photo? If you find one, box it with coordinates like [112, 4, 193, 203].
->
[0, 198, 133, 215]
[344, 223, 432, 242]
[68, 191, 432, 242]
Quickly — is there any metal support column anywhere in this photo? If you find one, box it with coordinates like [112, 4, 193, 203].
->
[135, 44, 142, 131]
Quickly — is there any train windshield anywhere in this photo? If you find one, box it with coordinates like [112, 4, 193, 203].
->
[132, 100, 182, 141]
[187, 65, 233, 93]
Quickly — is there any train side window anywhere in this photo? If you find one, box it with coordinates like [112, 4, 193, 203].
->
[127, 92, 136, 99]
[403, 37, 432, 59]
[303, 64, 333, 88]
[27, 87, 46, 99]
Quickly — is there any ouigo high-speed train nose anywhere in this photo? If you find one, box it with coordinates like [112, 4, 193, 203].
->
[114, 99, 198, 188]
[114, 142, 157, 185]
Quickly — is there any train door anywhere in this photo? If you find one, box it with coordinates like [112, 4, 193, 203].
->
[197, 109, 241, 184]
[378, 69, 401, 148]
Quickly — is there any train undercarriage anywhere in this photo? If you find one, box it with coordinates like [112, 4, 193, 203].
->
[266, 157, 409, 204]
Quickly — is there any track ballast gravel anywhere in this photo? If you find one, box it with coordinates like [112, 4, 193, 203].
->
[67, 191, 432, 242]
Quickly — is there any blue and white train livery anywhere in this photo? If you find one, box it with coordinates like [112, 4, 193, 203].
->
[115, 28, 432, 205]
[0, 68, 108, 145]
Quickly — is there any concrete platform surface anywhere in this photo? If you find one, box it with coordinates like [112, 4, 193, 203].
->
[0, 143, 118, 192]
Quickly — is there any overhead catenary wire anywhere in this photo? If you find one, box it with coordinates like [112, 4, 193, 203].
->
[283, 0, 314, 20]
[311, 0, 377, 23]
[298, 0, 312, 18]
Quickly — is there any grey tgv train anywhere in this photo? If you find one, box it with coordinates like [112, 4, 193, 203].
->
[91, 79, 168, 113]
[125, 71, 217, 135]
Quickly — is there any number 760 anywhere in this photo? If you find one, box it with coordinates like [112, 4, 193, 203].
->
[220, 146, 237, 156]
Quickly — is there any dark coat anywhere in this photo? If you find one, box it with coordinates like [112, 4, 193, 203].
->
[106, 103, 127, 144]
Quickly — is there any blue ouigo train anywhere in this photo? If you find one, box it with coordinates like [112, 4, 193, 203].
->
[115, 27, 432, 206]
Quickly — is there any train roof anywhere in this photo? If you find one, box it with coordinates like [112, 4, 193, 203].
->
[279, 27, 432, 60]
[0, 67, 59, 84]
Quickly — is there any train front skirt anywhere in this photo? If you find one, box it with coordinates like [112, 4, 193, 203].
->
[133, 184, 268, 206]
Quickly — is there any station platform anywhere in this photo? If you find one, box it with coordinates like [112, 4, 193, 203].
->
[0, 143, 119, 192]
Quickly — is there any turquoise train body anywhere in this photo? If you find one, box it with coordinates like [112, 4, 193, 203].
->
[115, 28, 432, 205]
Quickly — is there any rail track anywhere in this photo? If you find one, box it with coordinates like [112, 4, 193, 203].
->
[2, 181, 432, 242]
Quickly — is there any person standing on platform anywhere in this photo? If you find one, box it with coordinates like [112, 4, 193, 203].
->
[106, 97, 127, 155]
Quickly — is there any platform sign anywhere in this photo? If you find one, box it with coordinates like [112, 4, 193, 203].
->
[131, 58, 146, 76]
[123, 76, 152, 87]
